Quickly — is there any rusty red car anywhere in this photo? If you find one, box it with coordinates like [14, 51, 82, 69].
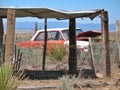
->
[16, 28, 101, 52]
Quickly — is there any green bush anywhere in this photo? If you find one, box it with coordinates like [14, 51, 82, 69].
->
[0, 63, 21, 90]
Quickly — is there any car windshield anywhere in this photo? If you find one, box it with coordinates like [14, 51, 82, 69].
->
[62, 29, 83, 40]
[34, 29, 83, 41]
[35, 31, 63, 41]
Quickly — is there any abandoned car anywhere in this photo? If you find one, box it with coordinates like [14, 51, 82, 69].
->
[16, 28, 101, 52]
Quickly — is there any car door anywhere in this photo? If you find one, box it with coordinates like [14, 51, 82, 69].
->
[34, 30, 64, 48]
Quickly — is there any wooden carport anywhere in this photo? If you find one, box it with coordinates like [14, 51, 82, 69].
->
[0, 7, 111, 77]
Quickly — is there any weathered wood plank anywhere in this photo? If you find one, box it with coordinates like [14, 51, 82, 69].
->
[89, 37, 96, 75]
[116, 20, 120, 67]
[101, 11, 111, 78]
[0, 17, 4, 48]
[0, 17, 4, 64]
[34, 22, 38, 33]
[5, 9, 15, 63]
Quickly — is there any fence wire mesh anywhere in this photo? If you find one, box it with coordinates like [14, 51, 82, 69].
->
[0, 32, 120, 79]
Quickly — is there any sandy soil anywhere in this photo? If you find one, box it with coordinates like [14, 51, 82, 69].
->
[17, 69, 120, 90]
[16, 31, 120, 90]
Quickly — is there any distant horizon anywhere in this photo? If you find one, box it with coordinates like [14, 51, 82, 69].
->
[3, 21, 116, 32]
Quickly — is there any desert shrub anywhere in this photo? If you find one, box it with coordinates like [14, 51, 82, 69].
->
[15, 33, 33, 42]
[59, 75, 78, 90]
[47, 45, 67, 61]
[0, 63, 22, 90]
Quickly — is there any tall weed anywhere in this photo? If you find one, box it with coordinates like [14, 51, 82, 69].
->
[47, 45, 67, 61]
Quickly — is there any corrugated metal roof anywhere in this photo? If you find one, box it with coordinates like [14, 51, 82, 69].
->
[0, 6, 103, 19]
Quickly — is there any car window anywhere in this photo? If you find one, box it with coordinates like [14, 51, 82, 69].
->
[35, 32, 44, 40]
[62, 29, 83, 40]
[62, 30, 69, 40]
[76, 29, 83, 35]
[54, 32, 63, 40]
[35, 31, 63, 41]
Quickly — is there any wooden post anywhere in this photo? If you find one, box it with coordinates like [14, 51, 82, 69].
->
[89, 37, 96, 75]
[0, 17, 4, 64]
[69, 18, 77, 75]
[5, 9, 15, 63]
[116, 20, 120, 67]
[101, 11, 111, 78]
[42, 18, 47, 71]
[35, 22, 38, 33]
[0, 17, 4, 49]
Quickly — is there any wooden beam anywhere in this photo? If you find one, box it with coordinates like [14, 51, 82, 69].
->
[0, 17, 4, 48]
[69, 18, 77, 75]
[0, 17, 4, 64]
[5, 9, 15, 63]
[101, 11, 111, 78]
[42, 18, 47, 71]
[89, 37, 96, 75]
[34, 22, 38, 33]
[116, 20, 120, 68]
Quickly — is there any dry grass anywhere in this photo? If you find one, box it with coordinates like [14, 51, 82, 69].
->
[15, 31, 120, 90]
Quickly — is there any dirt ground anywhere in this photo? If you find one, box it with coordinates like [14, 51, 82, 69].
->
[16, 31, 120, 90]
[17, 68, 120, 90]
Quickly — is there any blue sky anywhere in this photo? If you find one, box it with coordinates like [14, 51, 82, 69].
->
[0, 0, 120, 24]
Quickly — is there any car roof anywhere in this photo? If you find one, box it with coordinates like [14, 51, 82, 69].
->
[31, 28, 81, 41]
[36, 28, 69, 32]
[31, 28, 69, 41]
[35, 27, 81, 33]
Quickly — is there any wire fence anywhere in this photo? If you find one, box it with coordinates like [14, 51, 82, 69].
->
[0, 32, 120, 79]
